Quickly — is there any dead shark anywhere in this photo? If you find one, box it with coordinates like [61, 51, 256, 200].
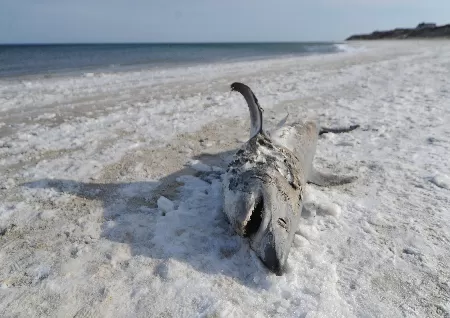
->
[222, 82, 358, 275]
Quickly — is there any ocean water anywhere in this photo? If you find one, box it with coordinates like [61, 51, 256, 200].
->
[0, 42, 345, 78]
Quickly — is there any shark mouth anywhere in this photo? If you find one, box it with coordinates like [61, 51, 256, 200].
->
[243, 197, 264, 237]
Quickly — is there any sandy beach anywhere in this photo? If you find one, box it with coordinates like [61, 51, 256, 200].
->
[1, 41, 449, 317]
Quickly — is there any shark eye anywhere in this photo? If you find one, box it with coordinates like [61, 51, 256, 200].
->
[277, 218, 288, 231]
[244, 197, 263, 237]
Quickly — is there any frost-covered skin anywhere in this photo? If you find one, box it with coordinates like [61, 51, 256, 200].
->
[224, 82, 356, 275]
[222, 132, 304, 275]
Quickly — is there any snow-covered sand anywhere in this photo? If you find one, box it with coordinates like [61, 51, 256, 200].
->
[1, 41, 450, 317]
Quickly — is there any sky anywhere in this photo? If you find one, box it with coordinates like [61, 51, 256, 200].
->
[0, 0, 449, 43]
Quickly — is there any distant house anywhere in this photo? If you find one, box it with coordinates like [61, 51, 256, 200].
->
[416, 22, 437, 29]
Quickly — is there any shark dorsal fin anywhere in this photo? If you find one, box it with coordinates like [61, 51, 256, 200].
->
[231, 82, 264, 138]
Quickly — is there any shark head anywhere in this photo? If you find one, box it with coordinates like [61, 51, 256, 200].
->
[223, 136, 303, 275]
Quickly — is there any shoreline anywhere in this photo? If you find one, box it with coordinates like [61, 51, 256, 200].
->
[0, 42, 347, 80]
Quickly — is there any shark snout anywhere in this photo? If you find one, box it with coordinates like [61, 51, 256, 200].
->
[242, 191, 295, 275]
[223, 173, 301, 275]
[250, 215, 291, 275]
[262, 232, 284, 275]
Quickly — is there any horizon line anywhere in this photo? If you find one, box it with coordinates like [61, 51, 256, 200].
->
[0, 40, 342, 46]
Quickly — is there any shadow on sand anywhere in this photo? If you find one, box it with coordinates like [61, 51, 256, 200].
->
[22, 150, 275, 288]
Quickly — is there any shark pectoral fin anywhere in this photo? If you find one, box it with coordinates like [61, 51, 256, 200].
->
[274, 113, 289, 131]
[307, 168, 357, 187]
